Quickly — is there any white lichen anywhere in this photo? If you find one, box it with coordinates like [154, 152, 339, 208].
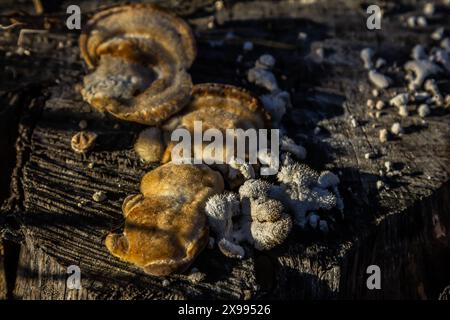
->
[259, 90, 290, 125]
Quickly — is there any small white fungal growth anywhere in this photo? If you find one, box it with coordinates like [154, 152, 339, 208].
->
[368, 70, 392, 89]
[384, 161, 393, 172]
[277, 157, 318, 188]
[398, 105, 409, 117]
[391, 122, 403, 135]
[248, 198, 284, 222]
[218, 238, 245, 259]
[379, 128, 389, 143]
[441, 38, 450, 51]
[238, 181, 293, 250]
[249, 212, 292, 250]
[205, 192, 240, 240]
[434, 49, 450, 73]
[93, 191, 107, 202]
[389, 93, 409, 107]
[404, 60, 442, 90]
[205, 193, 245, 258]
[376, 180, 385, 190]
[82, 56, 153, 103]
[364, 152, 374, 160]
[280, 136, 307, 160]
[375, 100, 385, 110]
[238, 179, 274, 199]
[247, 68, 279, 92]
[277, 155, 342, 227]
[431, 27, 444, 41]
[418, 104, 431, 117]
[360, 48, 374, 69]
[423, 3, 435, 17]
[256, 54, 276, 69]
[317, 171, 340, 189]
[375, 58, 386, 69]
[407, 16, 427, 28]
[229, 158, 256, 180]
[134, 127, 164, 163]
[424, 79, 444, 106]
[417, 16, 427, 27]
[411, 45, 427, 61]
[259, 90, 291, 125]
[247, 54, 279, 91]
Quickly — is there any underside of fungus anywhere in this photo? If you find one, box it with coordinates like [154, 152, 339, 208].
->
[79, 4, 196, 125]
[105, 162, 224, 276]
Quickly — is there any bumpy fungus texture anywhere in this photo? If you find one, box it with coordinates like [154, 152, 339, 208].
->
[80, 4, 196, 125]
[205, 179, 293, 257]
[105, 162, 224, 276]
[162, 83, 271, 165]
[277, 154, 343, 227]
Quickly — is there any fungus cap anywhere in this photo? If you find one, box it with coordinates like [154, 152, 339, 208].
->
[80, 4, 196, 69]
[80, 4, 196, 125]
[161, 83, 271, 163]
[105, 163, 224, 276]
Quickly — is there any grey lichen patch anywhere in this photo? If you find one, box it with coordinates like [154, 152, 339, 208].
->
[81, 55, 154, 105]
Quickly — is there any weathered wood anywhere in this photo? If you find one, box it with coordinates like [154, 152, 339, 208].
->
[0, 240, 6, 300]
[1, 0, 450, 299]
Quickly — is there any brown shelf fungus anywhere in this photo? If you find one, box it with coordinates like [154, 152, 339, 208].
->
[105, 162, 224, 276]
[79, 4, 196, 125]
[161, 83, 271, 164]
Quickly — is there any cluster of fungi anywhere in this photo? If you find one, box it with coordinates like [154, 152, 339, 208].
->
[79, 4, 271, 276]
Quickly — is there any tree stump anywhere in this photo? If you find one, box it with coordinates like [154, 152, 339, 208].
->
[1, 0, 449, 300]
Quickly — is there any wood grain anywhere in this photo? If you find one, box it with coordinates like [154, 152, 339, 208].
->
[0, 0, 449, 299]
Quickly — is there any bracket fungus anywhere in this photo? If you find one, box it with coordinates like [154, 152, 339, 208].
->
[105, 162, 224, 276]
[161, 83, 271, 164]
[80, 4, 196, 125]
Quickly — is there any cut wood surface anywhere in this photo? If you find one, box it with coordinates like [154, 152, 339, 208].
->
[0, 0, 449, 299]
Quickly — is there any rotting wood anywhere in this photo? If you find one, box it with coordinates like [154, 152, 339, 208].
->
[1, 0, 449, 299]
[0, 240, 6, 300]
